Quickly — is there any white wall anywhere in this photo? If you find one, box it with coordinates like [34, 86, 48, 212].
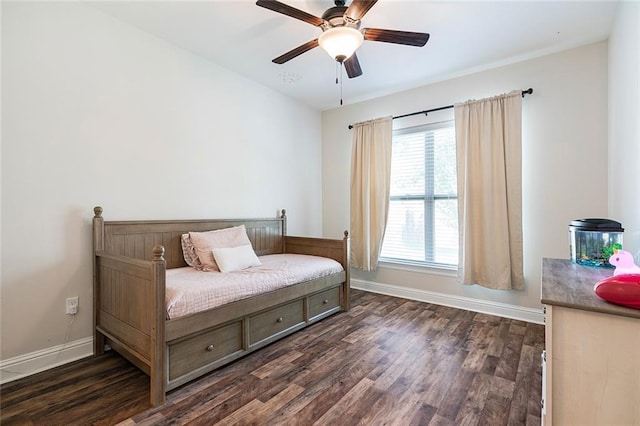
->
[322, 42, 609, 315]
[0, 2, 323, 370]
[609, 1, 640, 260]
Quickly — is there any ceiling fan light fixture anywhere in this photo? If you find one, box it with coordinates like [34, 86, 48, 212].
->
[318, 26, 364, 62]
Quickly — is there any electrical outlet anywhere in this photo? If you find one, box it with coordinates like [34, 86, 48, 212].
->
[66, 297, 78, 315]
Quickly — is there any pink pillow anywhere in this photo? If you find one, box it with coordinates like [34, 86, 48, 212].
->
[181, 233, 202, 269]
[189, 225, 251, 271]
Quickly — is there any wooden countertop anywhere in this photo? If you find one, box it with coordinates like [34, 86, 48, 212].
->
[541, 258, 640, 320]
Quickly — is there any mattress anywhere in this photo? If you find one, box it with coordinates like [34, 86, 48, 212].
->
[165, 253, 344, 319]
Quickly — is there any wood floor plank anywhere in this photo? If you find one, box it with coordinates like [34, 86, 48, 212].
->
[508, 343, 536, 425]
[311, 377, 379, 424]
[435, 369, 477, 421]
[408, 402, 438, 426]
[421, 346, 468, 407]
[454, 372, 493, 424]
[495, 328, 526, 382]
[429, 414, 457, 426]
[478, 392, 512, 426]
[367, 379, 425, 425]
[0, 290, 545, 425]
[250, 350, 304, 380]
[363, 347, 434, 424]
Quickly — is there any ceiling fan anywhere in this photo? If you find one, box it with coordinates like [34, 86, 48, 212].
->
[256, 0, 430, 79]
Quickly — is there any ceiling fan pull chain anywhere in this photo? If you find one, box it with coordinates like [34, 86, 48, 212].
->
[340, 62, 344, 106]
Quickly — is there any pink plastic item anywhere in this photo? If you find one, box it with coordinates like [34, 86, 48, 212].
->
[593, 250, 640, 309]
[594, 274, 640, 309]
[608, 249, 640, 275]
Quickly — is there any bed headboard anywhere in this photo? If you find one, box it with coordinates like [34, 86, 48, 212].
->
[92, 207, 286, 269]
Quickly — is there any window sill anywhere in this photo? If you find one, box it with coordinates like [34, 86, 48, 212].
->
[377, 259, 458, 277]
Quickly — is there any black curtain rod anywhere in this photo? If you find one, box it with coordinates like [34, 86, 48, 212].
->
[348, 88, 533, 129]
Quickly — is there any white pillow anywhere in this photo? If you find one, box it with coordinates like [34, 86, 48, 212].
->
[212, 244, 261, 273]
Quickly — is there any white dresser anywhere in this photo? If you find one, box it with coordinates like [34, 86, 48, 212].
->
[541, 258, 640, 426]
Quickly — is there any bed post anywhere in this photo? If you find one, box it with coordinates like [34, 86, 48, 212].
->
[92, 206, 105, 356]
[343, 230, 351, 311]
[280, 209, 287, 253]
[150, 245, 167, 407]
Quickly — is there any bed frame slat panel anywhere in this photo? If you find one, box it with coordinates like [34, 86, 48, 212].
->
[284, 236, 347, 267]
[99, 312, 151, 363]
[99, 265, 152, 333]
[251, 225, 282, 255]
[103, 218, 284, 265]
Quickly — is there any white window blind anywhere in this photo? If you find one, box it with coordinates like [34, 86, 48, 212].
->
[380, 120, 458, 267]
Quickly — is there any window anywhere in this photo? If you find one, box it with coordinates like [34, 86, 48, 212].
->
[380, 120, 458, 267]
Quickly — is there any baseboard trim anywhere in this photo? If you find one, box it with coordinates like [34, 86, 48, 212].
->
[0, 337, 93, 385]
[351, 278, 545, 324]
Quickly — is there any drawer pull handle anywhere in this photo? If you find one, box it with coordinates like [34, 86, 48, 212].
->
[277, 317, 283, 323]
[323, 299, 329, 304]
[206, 344, 214, 352]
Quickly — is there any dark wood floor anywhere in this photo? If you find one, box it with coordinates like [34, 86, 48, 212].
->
[1, 290, 545, 425]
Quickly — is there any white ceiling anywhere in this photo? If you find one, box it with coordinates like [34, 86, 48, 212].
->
[90, 0, 619, 111]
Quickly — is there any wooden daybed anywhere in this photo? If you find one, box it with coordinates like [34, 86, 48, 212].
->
[92, 207, 350, 406]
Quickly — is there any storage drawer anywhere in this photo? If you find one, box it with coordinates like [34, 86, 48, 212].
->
[249, 299, 304, 345]
[308, 286, 341, 319]
[168, 321, 243, 380]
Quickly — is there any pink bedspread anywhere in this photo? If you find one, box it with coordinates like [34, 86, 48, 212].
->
[165, 254, 343, 319]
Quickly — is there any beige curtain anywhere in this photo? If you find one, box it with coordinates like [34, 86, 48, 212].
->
[350, 116, 393, 271]
[454, 91, 524, 290]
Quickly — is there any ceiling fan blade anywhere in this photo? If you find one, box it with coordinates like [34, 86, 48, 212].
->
[344, 53, 363, 78]
[256, 0, 324, 26]
[363, 28, 430, 47]
[344, 0, 378, 21]
[272, 39, 319, 64]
